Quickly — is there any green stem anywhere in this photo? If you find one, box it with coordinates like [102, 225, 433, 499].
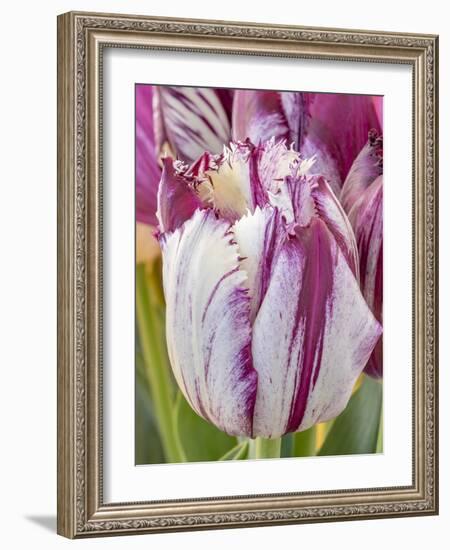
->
[136, 263, 185, 463]
[376, 402, 383, 453]
[254, 437, 282, 459]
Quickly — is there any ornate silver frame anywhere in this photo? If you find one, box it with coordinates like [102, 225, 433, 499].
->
[57, 11, 439, 538]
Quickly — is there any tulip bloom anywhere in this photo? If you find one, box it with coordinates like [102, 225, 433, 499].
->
[342, 131, 383, 378]
[157, 140, 382, 438]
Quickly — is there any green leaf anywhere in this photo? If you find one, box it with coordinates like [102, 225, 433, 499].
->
[174, 391, 238, 462]
[281, 426, 317, 458]
[376, 404, 383, 453]
[292, 426, 317, 456]
[318, 375, 382, 456]
[135, 377, 165, 465]
[281, 433, 294, 457]
[219, 441, 249, 461]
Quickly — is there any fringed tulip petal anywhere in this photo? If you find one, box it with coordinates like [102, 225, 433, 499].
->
[252, 219, 381, 438]
[160, 209, 258, 436]
[156, 158, 203, 233]
[205, 143, 268, 221]
[271, 166, 359, 275]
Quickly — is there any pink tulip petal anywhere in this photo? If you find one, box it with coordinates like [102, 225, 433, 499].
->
[348, 176, 383, 378]
[154, 86, 232, 163]
[305, 93, 382, 184]
[136, 85, 161, 225]
[340, 129, 383, 213]
[232, 90, 311, 151]
[232, 90, 290, 145]
[372, 96, 383, 129]
[160, 209, 257, 436]
[156, 158, 203, 233]
[252, 218, 381, 438]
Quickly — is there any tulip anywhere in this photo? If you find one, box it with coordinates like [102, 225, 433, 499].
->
[342, 131, 383, 378]
[157, 139, 382, 445]
[232, 90, 381, 196]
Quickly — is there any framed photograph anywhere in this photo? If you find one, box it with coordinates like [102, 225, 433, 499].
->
[57, 11, 439, 538]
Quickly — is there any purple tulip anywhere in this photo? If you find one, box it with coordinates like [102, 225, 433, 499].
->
[157, 140, 382, 437]
[342, 131, 384, 378]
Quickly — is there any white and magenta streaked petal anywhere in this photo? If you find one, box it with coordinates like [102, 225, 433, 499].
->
[272, 168, 359, 275]
[154, 86, 232, 163]
[160, 209, 258, 437]
[340, 129, 383, 213]
[251, 219, 381, 438]
[310, 176, 359, 277]
[232, 90, 289, 145]
[136, 85, 161, 225]
[156, 158, 203, 233]
[256, 139, 301, 195]
[233, 206, 285, 322]
[348, 176, 383, 378]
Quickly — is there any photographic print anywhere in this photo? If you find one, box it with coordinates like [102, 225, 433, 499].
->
[135, 84, 384, 465]
[58, 12, 437, 537]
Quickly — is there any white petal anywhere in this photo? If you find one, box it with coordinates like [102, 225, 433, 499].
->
[233, 206, 284, 322]
[160, 209, 257, 436]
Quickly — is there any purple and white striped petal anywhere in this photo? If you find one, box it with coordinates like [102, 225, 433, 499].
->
[251, 219, 381, 438]
[256, 139, 301, 195]
[153, 86, 232, 164]
[156, 158, 203, 233]
[348, 176, 383, 378]
[340, 129, 383, 214]
[160, 209, 258, 436]
[310, 176, 359, 277]
[270, 168, 359, 276]
[233, 206, 285, 322]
